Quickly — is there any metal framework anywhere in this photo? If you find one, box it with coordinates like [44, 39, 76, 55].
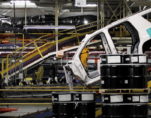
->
[97, 0, 133, 27]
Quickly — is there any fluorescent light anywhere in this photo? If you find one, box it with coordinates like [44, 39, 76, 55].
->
[75, 4, 97, 7]
[1, 0, 36, 8]
[11, 0, 36, 6]
[10, 0, 32, 4]
[24, 25, 76, 30]
[85, 4, 97, 7]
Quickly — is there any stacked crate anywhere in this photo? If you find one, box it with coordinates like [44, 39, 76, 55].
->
[100, 54, 149, 118]
[52, 92, 95, 118]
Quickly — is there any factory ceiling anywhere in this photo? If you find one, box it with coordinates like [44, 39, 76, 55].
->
[0, 0, 150, 17]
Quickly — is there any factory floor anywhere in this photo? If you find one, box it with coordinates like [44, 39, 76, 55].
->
[0, 105, 151, 118]
[0, 105, 52, 118]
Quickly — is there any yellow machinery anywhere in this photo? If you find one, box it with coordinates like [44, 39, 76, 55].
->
[80, 47, 89, 69]
[35, 66, 44, 83]
[0, 20, 99, 84]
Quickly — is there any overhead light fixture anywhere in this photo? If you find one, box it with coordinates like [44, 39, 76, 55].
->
[10, 0, 36, 6]
[1, 0, 36, 8]
[24, 25, 76, 30]
[83, 19, 88, 25]
[10, 0, 32, 4]
[75, 4, 97, 8]
[84, 4, 97, 7]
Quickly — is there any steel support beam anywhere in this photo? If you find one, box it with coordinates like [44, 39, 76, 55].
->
[123, 0, 132, 15]
[97, 0, 101, 29]
[24, 0, 27, 26]
[100, 0, 105, 27]
[55, 0, 59, 52]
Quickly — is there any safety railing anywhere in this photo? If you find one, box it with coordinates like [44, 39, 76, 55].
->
[0, 20, 100, 79]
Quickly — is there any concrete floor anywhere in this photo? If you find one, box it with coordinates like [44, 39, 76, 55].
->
[0, 104, 151, 118]
[0, 105, 52, 117]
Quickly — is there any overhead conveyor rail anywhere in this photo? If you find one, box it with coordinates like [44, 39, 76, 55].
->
[0, 20, 100, 81]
